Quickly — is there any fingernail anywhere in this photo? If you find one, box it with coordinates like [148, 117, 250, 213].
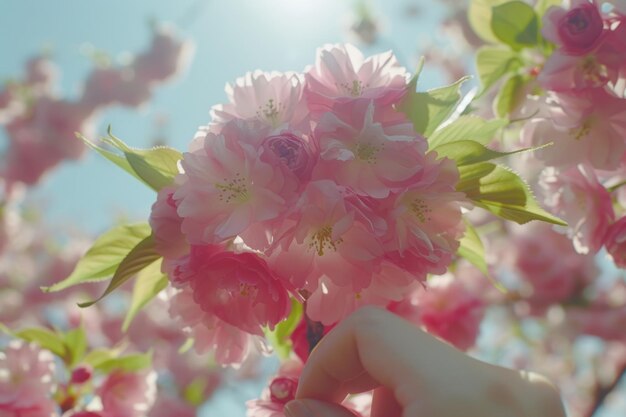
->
[284, 400, 313, 417]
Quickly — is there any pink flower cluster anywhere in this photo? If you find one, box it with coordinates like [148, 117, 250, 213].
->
[515, 1, 626, 259]
[0, 25, 192, 191]
[151, 44, 467, 365]
[0, 339, 158, 417]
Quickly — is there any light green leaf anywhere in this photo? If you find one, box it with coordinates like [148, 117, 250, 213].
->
[184, 378, 209, 407]
[76, 133, 144, 184]
[94, 351, 152, 374]
[468, 0, 509, 43]
[457, 163, 566, 225]
[475, 46, 522, 95]
[43, 223, 152, 293]
[491, 1, 539, 50]
[63, 327, 88, 367]
[429, 116, 507, 148]
[103, 129, 181, 192]
[458, 221, 507, 293]
[122, 259, 168, 332]
[398, 77, 470, 138]
[264, 298, 303, 359]
[14, 328, 66, 357]
[84, 348, 120, 368]
[494, 74, 526, 118]
[79, 235, 161, 308]
[433, 140, 545, 166]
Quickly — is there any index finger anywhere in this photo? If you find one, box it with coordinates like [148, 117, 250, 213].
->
[295, 306, 464, 405]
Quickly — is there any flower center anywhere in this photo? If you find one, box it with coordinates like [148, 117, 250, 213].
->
[269, 377, 298, 404]
[566, 9, 590, 34]
[256, 98, 284, 127]
[569, 119, 592, 140]
[215, 173, 250, 203]
[337, 79, 368, 97]
[410, 198, 432, 223]
[355, 142, 382, 163]
[309, 226, 343, 256]
[238, 282, 258, 297]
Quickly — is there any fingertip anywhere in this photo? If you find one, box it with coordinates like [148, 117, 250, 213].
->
[285, 399, 357, 417]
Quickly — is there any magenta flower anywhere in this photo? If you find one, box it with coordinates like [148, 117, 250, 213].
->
[305, 44, 409, 113]
[170, 244, 291, 335]
[543, 0, 605, 54]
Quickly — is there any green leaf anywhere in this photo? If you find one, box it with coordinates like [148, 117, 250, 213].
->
[433, 140, 545, 166]
[104, 129, 181, 192]
[94, 351, 152, 374]
[79, 235, 161, 308]
[429, 116, 507, 148]
[398, 77, 470, 138]
[122, 259, 168, 332]
[43, 223, 152, 293]
[468, 0, 509, 43]
[458, 221, 507, 293]
[494, 74, 526, 118]
[457, 163, 566, 225]
[77, 133, 144, 184]
[63, 327, 88, 367]
[491, 1, 539, 50]
[184, 378, 209, 407]
[14, 328, 66, 357]
[475, 46, 522, 95]
[264, 299, 303, 359]
[84, 348, 120, 368]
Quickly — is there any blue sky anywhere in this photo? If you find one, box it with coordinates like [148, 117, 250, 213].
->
[1, 0, 448, 235]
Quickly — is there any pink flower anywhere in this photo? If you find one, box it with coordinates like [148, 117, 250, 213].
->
[148, 395, 196, 417]
[169, 288, 255, 366]
[506, 223, 597, 310]
[261, 132, 317, 182]
[568, 282, 626, 341]
[540, 164, 614, 254]
[385, 154, 466, 277]
[521, 89, 626, 169]
[133, 26, 194, 83]
[542, 0, 605, 54]
[305, 44, 409, 113]
[246, 360, 302, 417]
[175, 120, 298, 247]
[25, 56, 58, 93]
[149, 186, 189, 259]
[211, 71, 307, 130]
[169, 244, 291, 335]
[269, 180, 383, 291]
[313, 100, 427, 198]
[305, 262, 418, 325]
[416, 274, 484, 351]
[289, 318, 335, 362]
[0, 341, 57, 416]
[97, 370, 157, 417]
[81, 67, 152, 109]
[604, 216, 626, 268]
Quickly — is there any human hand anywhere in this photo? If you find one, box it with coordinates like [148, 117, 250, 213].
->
[284, 306, 566, 417]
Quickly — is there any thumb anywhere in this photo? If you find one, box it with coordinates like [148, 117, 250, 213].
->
[284, 399, 357, 417]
